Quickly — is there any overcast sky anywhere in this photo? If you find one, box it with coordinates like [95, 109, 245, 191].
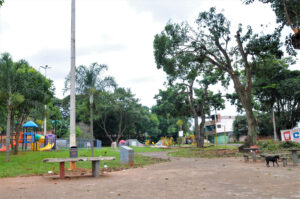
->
[0, 0, 297, 115]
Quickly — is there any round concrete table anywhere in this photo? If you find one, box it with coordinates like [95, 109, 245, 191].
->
[288, 149, 300, 166]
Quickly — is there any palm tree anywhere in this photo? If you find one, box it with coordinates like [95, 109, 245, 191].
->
[0, 53, 24, 162]
[66, 63, 116, 156]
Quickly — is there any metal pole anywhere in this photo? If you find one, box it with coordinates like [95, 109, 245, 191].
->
[40, 65, 51, 136]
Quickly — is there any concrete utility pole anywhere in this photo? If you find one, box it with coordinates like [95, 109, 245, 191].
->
[70, 0, 77, 170]
[272, 106, 277, 140]
[40, 65, 51, 136]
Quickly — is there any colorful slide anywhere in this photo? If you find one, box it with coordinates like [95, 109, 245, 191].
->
[0, 146, 7, 152]
[39, 143, 54, 151]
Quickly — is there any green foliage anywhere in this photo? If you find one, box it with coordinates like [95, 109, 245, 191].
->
[257, 140, 280, 151]
[0, 148, 167, 178]
[243, 0, 299, 54]
[233, 115, 248, 140]
[279, 141, 300, 149]
[66, 126, 82, 138]
[243, 0, 300, 29]
[257, 140, 300, 152]
[253, 57, 300, 131]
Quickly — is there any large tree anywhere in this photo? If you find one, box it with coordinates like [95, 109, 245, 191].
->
[253, 57, 300, 138]
[65, 62, 116, 156]
[95, 88, 142, 144]
[0, 53, 24, 162]
[244, 0, 300, 31]
[12, 60, 53, 154]
[154, 7, 283, 145]
[244, 0, 300, 51]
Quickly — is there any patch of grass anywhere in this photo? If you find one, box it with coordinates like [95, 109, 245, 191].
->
[104, 146, 173, 153]
[130, 146, 172, 153]
[0, 148, 167, 178]
[169, 145, 239, 158]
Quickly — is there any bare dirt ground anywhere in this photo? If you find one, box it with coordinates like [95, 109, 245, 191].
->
[1, 152, 300, 199]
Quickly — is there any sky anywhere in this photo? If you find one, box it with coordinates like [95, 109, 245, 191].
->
[0, 0, 298, 115]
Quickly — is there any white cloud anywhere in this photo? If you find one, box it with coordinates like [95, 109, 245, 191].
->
[0, 0, 298, 115]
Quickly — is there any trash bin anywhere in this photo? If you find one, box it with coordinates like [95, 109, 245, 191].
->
[69, 146, 78, 158]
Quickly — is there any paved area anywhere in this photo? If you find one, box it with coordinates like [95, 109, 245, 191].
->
[0, 152, 299, 199]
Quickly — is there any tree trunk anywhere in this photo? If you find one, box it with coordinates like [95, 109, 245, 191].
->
[13, 123, 22, 155]
[231, 74, 258, 146]
[5, 104, 11, 162]
[199, 106, 205, 148]
[89, 94, 94, 157]
[187, 84, 201, 148]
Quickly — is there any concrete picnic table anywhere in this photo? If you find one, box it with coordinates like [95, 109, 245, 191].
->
[287, 148, 300, 166]
[43, 156, 115, 179]
[244, 148, 259, 162]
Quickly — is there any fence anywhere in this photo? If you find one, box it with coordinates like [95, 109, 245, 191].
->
[56, 138, 102, 149]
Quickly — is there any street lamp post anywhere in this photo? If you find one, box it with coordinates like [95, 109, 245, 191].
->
[40, 65, 51, 136]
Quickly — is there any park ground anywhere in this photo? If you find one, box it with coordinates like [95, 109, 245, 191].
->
[0, 150, 300, 199]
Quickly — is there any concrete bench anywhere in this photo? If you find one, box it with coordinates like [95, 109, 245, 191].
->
[43, 156, 115, 179]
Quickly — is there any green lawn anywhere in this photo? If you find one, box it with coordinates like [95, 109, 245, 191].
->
[0, 148, 167, 178]
[168, 145, 239, 158]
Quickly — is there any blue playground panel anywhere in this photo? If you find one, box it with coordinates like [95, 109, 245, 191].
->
[23, 132, 34, 143]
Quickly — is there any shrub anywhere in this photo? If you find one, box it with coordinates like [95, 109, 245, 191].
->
[279, 141, 300, 149]
[258, 140, 300, 152]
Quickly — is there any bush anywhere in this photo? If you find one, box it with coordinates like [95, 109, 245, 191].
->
[258, 140, 300, 152]
[279, 141, 300, 149]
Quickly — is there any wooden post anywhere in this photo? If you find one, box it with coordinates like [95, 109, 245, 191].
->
[60, 162, 65, 179]
[224, 126, 226, 147]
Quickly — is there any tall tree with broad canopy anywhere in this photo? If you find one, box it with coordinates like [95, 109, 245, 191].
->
[243, 0, 300, 31]
[253, 57, 300, 138]
[65, 62, 116, 156]
[12, 60, 53, 154]
[154, 7, 283, 146]
[95, 88, 142, 144]
[243, 0, 300, 52]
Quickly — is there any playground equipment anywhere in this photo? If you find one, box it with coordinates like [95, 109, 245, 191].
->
[22, 121, 56, 151]
[0, 121, 56, 152]
[40, 134, 56, 151]
[0, 140, 17, 151]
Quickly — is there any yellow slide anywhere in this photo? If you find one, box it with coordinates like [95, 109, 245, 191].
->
[39, 143, 54, 151]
